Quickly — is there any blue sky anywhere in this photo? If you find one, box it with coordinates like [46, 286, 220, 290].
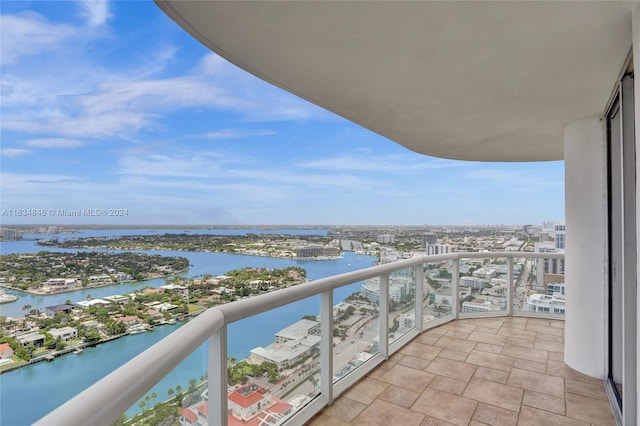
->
[0, 1, 564, 226]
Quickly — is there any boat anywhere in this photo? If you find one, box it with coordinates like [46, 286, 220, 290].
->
[73, 348, 83, 354]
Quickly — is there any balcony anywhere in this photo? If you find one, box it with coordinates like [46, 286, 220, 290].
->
[36, 251, 610, 426]
[308, 317, 615, 425]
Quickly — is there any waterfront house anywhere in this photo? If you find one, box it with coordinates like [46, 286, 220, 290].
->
[0, 343, 14, 359]
[48, 327, 78, 342]
[44, 304, 74, 318]
[117, 316, 141, 327]
[16, 332, 45, 348]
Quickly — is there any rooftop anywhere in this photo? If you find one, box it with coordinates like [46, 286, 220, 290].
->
[309, 317, 615, 426]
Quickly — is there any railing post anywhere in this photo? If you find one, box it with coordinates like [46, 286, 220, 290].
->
[208, 325, 228, 426]
[320, 290, 334, 404]
[507, 256, 514, 316]
[451, 257, 459, 319]
[380, 274, 390, 359]
[414, 264, 424, 333]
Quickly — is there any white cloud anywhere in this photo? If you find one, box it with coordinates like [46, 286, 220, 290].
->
[24, 138, 86, 148]
[299, 153, 465, 173]
[202, 129, 276, 140]
[0, 12, 75, 66]
[0, 148, 30, 158]
[77, 0, 111, 27]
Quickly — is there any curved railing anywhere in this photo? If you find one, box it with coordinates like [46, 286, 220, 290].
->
[36, 251, 564, 426]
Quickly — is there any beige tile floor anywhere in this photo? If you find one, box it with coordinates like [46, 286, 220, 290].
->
[307, 317, 616, 426]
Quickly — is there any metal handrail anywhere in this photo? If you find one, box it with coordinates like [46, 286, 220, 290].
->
[35, 251, 564, 426]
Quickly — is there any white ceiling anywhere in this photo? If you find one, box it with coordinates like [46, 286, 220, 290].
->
[156, 1, 633, 162]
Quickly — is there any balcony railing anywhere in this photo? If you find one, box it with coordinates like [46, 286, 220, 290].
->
[35, 251, 564, 426]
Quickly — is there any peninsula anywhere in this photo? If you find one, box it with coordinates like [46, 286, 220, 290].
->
[0, 251, 189, 294]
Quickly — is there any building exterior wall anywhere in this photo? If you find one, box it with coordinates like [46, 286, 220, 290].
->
[564, 115, 608, 378]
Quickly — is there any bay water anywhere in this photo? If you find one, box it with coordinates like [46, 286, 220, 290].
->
[0, 229, 375, 425]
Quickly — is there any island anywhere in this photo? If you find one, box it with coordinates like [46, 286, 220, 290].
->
[0, 266, 307, 373]
[37, 233, 342, 259]
[0, 251, 189, 294]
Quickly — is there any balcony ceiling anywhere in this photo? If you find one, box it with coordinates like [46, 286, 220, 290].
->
[156, 1, 632, 161]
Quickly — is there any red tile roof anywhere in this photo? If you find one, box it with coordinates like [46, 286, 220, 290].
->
[180, 408, 198, 423]
[269, 399, 293, 414]
[196, 403, 208, 417]
[228, 387, 265, 408]
[0, 343, 12, 353]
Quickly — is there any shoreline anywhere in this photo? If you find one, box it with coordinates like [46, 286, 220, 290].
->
[37, 243, 342, 262]
[0, 268, 189, 297]
[0, 314, 196, 375]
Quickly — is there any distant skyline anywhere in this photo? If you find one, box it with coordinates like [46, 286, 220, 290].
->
[0, 1, 564, 226]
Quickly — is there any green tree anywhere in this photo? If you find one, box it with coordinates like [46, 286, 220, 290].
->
[22, 304, 32, 317]
[151, 391, 157, 407]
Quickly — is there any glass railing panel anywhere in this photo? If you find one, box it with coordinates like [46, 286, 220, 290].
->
[515, 256, 565, 317]
[334, 278, 380, 383]
[227, 297, 320, 424]
[388, 267, 416, 343]
[121, 340, 208, 426]
[459, 257, 508, 315]
[423, 261, 453, 325]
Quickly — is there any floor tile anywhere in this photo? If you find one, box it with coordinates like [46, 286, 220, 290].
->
[472, 402, 519, 426]
[522, 390, 565, 415]
[512, 358, 546, 374]
[429, 375, 468, 395]
[507, 368, 564, 398]
[343, 377, 388, 405]
[399, 354, 432, 370]
[474, 342, 504, 354]
[565, 378, 609, 401]
[379, 364, 435, 392]
[352, 399, 425, 426]
[420, 416, 456, 425]
[467, 331, 508, 346]
[462, 377, 523, 412]
[438, 348, 469, 362]
[501, 343, 548, 363]
[434, 336, 477, 353]
[411, 388, 478, 426]
[517, 406, 586, 426]
[473, 366, 509, 384]
[400, 342, 443, 360]
[466, 349, 514, 372]
[425, 356, 476, 381]
[378, 384, 420, 408]
[321, 397, 367, 422]
[308, 318, 613, 426]
[565, 392, 616, 425]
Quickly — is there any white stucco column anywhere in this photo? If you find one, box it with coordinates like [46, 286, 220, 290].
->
[564, 116, 608, 378]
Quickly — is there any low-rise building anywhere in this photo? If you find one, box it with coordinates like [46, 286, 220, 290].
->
[0, 342, 14, 359]
[48, 327, 78, 342]
[16, 332, 45, 348]
[525, 293, 565, 315]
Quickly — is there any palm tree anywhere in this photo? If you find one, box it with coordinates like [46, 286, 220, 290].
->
[22, 304, 32, 317]
[167, 388, 174, 400]
[175, 384, 182, 394]
[188, 378, 197, 392]
[151, 392, 157, 407]
[138, 401, 145, 412]
[144, 394, 150, 410]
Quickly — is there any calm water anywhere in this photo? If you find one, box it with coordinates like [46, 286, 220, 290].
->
[0, 229, 374, 425]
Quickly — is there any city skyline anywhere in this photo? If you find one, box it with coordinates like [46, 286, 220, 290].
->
[0, 1, 564, 226]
